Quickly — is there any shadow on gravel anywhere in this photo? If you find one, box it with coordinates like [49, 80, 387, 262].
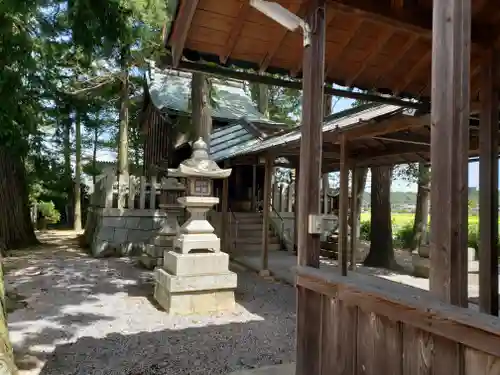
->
[39, 319, 296, 375]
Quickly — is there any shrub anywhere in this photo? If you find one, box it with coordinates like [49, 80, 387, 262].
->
[467, 224, 479, 251]
[38, 201, 61, 224]
[393, 222, 414, 249]
[360, 220, 371, 241]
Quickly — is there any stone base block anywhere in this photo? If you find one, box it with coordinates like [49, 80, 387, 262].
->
[163, 251, 230, 276]
[174, 233, 220, 254]
[140, 254, 163, 270]
[154, 284, 235, 315]
[154, 268, 237, 293]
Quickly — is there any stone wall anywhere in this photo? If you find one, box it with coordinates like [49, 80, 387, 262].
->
[86, 207, 172, 257]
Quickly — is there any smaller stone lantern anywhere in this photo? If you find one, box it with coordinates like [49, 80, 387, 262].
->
[154, 138, 237, 314]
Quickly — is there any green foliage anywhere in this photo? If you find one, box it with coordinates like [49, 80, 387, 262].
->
[393, 222, 414, 249]
[360, 220, 371, 241]
[247, 83, 301, 125]
[38, 201, 61, 223]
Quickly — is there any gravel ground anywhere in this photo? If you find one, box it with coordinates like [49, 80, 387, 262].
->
[5, 231, 296, 375]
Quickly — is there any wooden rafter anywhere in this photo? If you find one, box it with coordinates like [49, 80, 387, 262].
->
[220, 2, 250, 64]
[169, 0, 200, 67]
[259, 0, 310, 72]
[374, 33, 418, 87]
[345, 27, 394, 87]
[327, 0, 490, 47]
[395, 49, 431, 94]
[325, 18, 364, 78]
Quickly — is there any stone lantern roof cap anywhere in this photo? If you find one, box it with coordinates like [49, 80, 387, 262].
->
[175, 138, 232, 179]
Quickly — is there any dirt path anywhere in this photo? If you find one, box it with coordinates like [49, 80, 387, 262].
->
[5, 231, 296, 375]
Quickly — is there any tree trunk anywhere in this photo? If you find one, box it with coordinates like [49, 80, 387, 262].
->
[353, 167, 368, 237]
[92, 126, 98, 186]
[0, 259, 17, 373]
[74, 113, 82, 231]
[0, 148, 38, 251]
[63, 114, 73, 226]
[363, 166, 395, 268]
[117, 47, 130, 208]
[324, 95, 333, 116]
[411, 163, 430, 250]
[191, 73, 212, 147]
[258, 84, 269, 117]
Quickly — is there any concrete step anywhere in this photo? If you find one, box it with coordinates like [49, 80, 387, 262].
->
[234, 236, 280, 245]
[235, 243, 281, 253]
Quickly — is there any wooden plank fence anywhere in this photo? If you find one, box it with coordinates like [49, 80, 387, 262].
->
[91, 173, 186, 210]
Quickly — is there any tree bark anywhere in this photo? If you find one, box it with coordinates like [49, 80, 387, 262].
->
[0, 148, 38, 251]
[74, 113, 82, 231]
[191, 73, 212, 147]
[117, 48, 130, 177]
[353, 167, 368, 237]
[92, 126, 98, 186]
[258, 84, 269, 117]
[0, 259, 17, 373]
[63, 113, 73, 226]
[363, 166, 395, 268]
[411, 163, 430, 250]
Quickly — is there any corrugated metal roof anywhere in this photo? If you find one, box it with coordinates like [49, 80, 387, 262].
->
[242, 104, 403, 155]
[146, 63, 282, 125]
[209, 121, 261, 162]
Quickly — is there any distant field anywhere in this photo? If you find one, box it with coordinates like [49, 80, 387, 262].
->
[360, 212, 480, 227]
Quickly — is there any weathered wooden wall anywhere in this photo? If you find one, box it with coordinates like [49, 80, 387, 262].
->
[297, 266, 500, 375]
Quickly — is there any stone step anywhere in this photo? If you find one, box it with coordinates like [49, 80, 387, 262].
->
[234, 236, 280, 245]
[235, 243, 281, 253]
[237, 224, 264, 231]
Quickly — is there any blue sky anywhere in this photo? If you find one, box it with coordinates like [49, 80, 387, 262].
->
[333, 98, 482, 192]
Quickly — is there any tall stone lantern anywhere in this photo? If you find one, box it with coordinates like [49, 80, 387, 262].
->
[154, 138, 237, 314]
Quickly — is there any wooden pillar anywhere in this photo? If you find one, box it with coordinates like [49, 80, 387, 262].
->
[251, 164, 257, 211]
[322, 173, 329, 214]
[221, 161, 229, 253]
[430, 0, 471, 308]
[339, 135, 349, 276]
[479, 50, 499, 316]
[296, 1, 325, 375]
[294, 164, 300, 251]
[261, 155, 272, 273]
[349, 167, 359, 271]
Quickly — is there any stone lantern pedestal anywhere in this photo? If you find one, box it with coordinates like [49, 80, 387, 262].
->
[153, 138, 237, 314]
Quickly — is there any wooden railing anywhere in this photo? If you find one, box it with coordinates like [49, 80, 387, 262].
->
[91, 173, 186, 210]
[295, 266, 500, 374]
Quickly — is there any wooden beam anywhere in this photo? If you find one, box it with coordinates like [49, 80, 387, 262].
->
[339, 135, 349, 276]
[220, 2, 250, 64]
[430, 0, 471, 311]
[169, 0, 200, 67]
[349, 168, 360, 271]
[395, 49, 431, 95]
[325, 18, 364, 78]
[260, 1, 310, 72]
[346, 28, 394, 87]
[162, 56, 430, 110]
[221, 161, 229, 253]
[327, 0, 489, 47]
[296, 1, 325, 374]
[261, 155, 272, 272]
[374, 34, 419, 88]
[479, 50, 499, 316]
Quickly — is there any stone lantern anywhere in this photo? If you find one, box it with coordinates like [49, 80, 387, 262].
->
[154, 138, 237, 314]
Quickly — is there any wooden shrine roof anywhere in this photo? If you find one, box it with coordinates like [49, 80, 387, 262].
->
[166, 0, 500, 103]
[226, 103, 498, 171]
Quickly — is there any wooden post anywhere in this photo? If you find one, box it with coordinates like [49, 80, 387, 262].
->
[339, 135, 349, 276]
[261, 155, 272, 274]
[479, 50, 499, 316]
[139, 176, 146, 209]
[296, 1, 325, 374]
[430, 0, 471, 308]
[221, 161, 230, 253]
[322, 173, 329, 214]
[128, 176, 136, 209]
[251, 164, 257, 211]
[150, 175, 157, 209]
[349, 167, 359, 271]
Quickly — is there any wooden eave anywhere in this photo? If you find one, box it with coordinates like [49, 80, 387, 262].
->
[166, 0, 500, 102]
